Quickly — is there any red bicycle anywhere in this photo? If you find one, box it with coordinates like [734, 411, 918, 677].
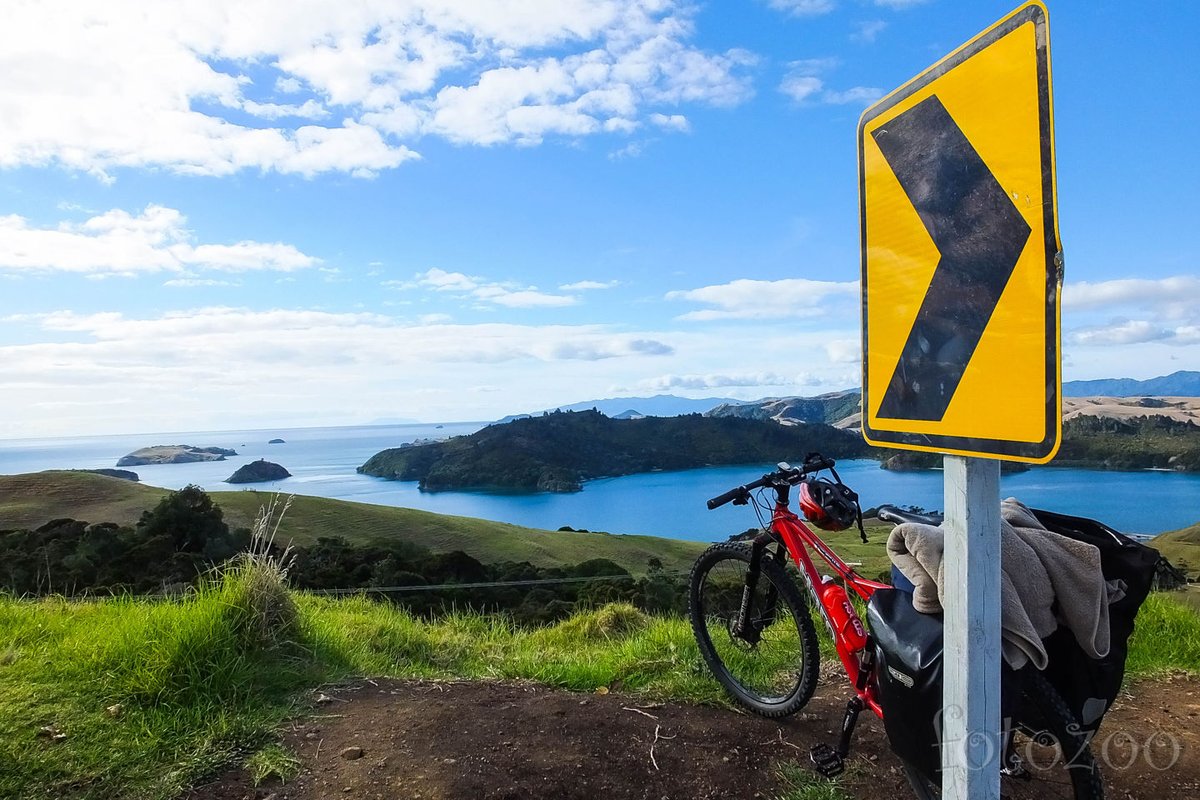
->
[687, 453, 1104, 800]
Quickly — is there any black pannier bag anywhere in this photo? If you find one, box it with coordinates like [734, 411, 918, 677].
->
[867, 510, 1161, 780]
[867, 589, 1025, 782]
[1028, 508, 1161, 732]
[866, 587, 946, 781]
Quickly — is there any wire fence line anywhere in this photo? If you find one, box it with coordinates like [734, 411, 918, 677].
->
[306, 569, 692, 596]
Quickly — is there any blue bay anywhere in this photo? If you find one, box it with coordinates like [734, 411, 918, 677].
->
[1, 423, 1198, 541]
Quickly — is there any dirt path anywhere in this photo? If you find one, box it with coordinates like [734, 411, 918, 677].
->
[186, 676, 1199, 800]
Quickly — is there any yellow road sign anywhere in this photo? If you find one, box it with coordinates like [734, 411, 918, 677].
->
[859, 1, 1061, 463]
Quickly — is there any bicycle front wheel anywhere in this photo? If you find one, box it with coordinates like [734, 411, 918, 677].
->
[688, 542, 819, 717]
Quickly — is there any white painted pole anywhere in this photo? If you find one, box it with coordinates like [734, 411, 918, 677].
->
[941, 455, 1002, 800]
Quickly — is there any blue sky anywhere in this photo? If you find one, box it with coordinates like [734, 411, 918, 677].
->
[1, 0, 1197, 437]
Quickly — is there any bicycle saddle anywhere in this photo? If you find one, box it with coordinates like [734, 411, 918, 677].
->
[875, 505, 944, 526]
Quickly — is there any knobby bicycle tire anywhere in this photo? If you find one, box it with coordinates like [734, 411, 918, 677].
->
[903, 667, 1104, 800]
[688, 542, 820, 718]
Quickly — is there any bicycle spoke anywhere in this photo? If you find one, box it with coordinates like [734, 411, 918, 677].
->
[697, 558, 803, 702]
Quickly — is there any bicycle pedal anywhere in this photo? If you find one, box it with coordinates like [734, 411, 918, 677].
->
[808, 743, 845, 778]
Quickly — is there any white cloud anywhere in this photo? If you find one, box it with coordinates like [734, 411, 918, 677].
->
[1172, 326, 1200, 345]
[649, 113, 690, 132]
[852, 20, 888, 43]
[412, 267, 577, 308]
[666, 277, 858, 321]
[1, 305, 879, 435]
[822, 86, 884, 105]
[1068, 320, 1168, 346]
[768, 0, 836, 16]
[786, 58, 841, 74]
[780, 75, 825, 103]
[2, 309, 681, 435]
[1064, 276, 1200, 312]
[418, 268, 479, 292]
[0, 1, 753, 178]
[0, 206, 318, 276]
[824, 338, 861, 364]
[14, 308, 674, 363]
[640, 371, 799, 390]
[475, 287, 577, 308]
[780, 59, 880, 106]
[1068, 319, 1200, 347]
[163, 278, 240, 288]
[559, 280, 621, 291]
[275, 77, 304, 94]
[242, 99, 330, 120]
[609, 141, 648, 160]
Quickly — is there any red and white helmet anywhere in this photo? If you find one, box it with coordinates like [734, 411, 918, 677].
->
[798, 478, 859, 532]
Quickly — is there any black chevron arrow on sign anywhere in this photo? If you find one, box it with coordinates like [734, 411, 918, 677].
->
[872, 95, 1032, 422]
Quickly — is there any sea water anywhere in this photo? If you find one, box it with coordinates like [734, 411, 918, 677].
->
[1, 423, 1198, 540]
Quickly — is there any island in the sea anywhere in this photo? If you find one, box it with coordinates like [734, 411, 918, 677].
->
[225, 460, 291, 484]
[358, 409, 870, 493]
[116, 445, 238, 467]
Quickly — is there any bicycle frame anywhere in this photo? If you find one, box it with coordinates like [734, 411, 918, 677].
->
[769, 498, 890, 718]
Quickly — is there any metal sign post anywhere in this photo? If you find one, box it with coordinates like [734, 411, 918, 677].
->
[941, 456, 1001, 799]
[857, 4, 1061, 799]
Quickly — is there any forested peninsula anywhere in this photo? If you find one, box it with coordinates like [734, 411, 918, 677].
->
[1055, 415, 1200, 471]
[358, 409, 871, 492]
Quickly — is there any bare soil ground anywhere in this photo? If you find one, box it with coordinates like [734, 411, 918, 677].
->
[186, 675, 1199, 800]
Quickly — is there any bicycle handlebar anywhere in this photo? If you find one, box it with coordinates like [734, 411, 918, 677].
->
[705, 479, 765, 510]
[705, 453, 837, 510]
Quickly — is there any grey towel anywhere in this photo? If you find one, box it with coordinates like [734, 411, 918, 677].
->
[886, 497, 1116, 670]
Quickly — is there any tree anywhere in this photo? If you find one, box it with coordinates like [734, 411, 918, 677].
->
[136, 485, 230, 553]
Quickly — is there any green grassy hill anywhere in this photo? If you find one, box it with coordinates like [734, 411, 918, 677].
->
[0, 471, 897, 578]
[0, 471, 709, 575]
[1151, 521, 1200, 578]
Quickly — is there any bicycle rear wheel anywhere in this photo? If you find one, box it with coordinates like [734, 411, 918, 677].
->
[688, 542, 819, 718]
[902, 667, 1104, 800]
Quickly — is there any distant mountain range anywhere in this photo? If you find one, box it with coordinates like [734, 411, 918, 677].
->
[497, 394, 744, 423]
[705, 391, 862, 428]
[1062, 371, 1200, 397]
[491, 371, 1200, 428]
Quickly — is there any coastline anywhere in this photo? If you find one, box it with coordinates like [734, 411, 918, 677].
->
[3, 423, 1199, 539]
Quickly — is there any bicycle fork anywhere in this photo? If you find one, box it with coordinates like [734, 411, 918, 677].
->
[732, 533, 783, 643]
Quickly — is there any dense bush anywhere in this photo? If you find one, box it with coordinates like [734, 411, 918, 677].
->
[1055, 415, 1200, 470]
[0, 486, 688, 624]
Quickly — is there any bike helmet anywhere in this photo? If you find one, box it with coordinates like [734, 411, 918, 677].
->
[798, 477, 858, 532]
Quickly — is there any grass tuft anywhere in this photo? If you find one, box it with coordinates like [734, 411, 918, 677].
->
[219, 494, 298, 651]
[1124, 591, 1200, 678]
[773, 760, 853, 800]
[245, 743, 300, 787]
[539, 602, 648, 643]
